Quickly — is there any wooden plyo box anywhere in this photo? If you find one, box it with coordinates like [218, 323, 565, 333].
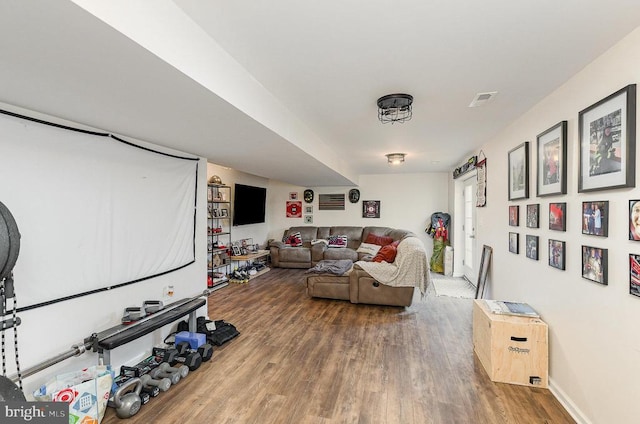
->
[472, 299, 548, 388]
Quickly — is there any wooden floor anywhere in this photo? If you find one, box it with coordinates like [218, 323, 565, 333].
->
[102, 268, 575, 424]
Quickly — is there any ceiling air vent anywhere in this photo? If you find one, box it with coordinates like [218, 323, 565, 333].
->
[469, 91, 498, 108]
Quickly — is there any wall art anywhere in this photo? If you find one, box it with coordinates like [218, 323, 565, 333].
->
[581, 201, 608, 237]
[549, 202, 566, 231]
[537, 121, 567, 196]
[526, 204, 539, 228]
[525, 235, 539, 260]
[286, 201, 302, 218]
[319, 194, 345, 210]
[509, 205, 519, 226]
[508, 232, 519, 254]
[548, 239, 565, 270]
[362, 200, 380, 218]
[578, 84, 636, 192]
[629, 200, 640, 241]
[629, 254, 640, 298]
[581, 245, 608, 285]
[508, 141, 529, 200]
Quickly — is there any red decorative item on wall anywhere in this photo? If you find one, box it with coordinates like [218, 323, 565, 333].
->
[286, 201, 303, 218]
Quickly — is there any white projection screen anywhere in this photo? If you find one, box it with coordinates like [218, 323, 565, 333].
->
[0, 110, 198, 310]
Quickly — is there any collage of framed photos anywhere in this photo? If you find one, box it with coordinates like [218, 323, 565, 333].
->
[507, 83, 639, 298]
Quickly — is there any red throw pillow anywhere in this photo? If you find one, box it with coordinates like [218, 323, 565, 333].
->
[365, 233, 394, 246]
[373, 243, 398, 263]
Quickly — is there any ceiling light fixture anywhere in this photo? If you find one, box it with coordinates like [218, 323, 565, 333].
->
[377, 93, 413, 124]
[386, 153, 406, 165]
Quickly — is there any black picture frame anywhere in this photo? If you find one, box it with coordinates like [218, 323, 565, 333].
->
[362, 200, 380, 218]
[548, 239, 566, 270]
[581, 245, 608, 285]
[537, 121, 568, 197]
[630, 200, 640, 241]
[578, 84, 636, 192]
[475, 245, 493, 299]
[508, 142, 529, 200]
[629, 254, 640, 298]
[549, 202, 566, 231]
[508, 232, 519, 254]
[509, 205, 519, 226]
[581, 201, 608, 237]
[525, 235, 539, 260]
[526, 204, 539, 228]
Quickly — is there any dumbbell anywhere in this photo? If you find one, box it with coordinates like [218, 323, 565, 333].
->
[141, 385, 160, 398]
[140, 373, 171, 392]
[173, 341, 214, 369]
[149, 363, 182, 385]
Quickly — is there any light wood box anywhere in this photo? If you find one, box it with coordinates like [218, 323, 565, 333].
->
[472, 299, 548, 388]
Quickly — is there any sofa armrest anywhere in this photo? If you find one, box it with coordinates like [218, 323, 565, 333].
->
[269, 240, 286, 249]
[311, 243, 327, 263]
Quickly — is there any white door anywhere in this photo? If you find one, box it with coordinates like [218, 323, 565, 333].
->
[463, 177, 477, 282]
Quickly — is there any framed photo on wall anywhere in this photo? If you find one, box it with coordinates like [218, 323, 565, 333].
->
[537, 121, 567, 197]
[548, 239, 565, 270]
[549, 202, 566, 231]
[582, 245, 608, 285]
[509, 205, 519, 226]
[508, 142, 529, 200]
[508, 232, 519, 254]
[525, 235, 539, 260]
[629, 254, 640, 298]
[578, 84, 636, 192]
[630, 200, 640, 241]
[526, 204, 539, 228]
[581, 201, 608, 237]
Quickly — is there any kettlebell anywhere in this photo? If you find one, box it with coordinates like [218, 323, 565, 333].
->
[112, 377, 143, 419]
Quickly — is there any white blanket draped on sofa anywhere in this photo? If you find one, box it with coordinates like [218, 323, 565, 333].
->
[355, 237, 431, 297]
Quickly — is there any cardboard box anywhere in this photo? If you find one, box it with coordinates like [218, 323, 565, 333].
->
[473, 299, 548, 387]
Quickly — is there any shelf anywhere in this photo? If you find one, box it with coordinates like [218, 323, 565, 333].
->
[208, 200, 231, 204]
[230, 250, 270, 261]
[208, 263, 229, 271]
[208, 232, 230, 236]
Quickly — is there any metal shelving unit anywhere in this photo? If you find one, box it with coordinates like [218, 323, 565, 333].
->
[207, 184, 231, 291]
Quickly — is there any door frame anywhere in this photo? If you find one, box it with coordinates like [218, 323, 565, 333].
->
[453, 170, 477, 278]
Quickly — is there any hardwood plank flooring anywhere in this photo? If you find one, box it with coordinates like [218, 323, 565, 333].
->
[102, 268, 575, 424]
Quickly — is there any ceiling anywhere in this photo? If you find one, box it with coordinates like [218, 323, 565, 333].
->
[1, 1, 640, 187]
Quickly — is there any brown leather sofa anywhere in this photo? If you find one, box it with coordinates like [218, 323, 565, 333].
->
[305, 267, 415, 307]
[269, 226, 414, 268]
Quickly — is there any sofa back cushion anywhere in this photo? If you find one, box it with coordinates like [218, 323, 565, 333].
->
[284, 226, 319, 246]
[330, 226, 364, 249]
[363, 226, 414, 243]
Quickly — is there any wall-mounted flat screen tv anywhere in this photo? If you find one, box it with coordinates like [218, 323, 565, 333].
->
[233, 183, 267, 226]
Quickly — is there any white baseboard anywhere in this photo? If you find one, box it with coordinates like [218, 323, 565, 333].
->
[549, 378, 591, 424]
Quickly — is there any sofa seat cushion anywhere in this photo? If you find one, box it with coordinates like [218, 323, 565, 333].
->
[279, 247, 311, 263]
[323, 247, 358, 262]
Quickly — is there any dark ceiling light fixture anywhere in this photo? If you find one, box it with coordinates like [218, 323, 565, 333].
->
[377, 93, 413, 124]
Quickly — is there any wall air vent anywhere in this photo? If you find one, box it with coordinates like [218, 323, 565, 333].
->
[469, 91, 498, 107]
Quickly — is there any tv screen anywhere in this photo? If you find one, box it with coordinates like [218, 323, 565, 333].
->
[233, 184, 267, 226]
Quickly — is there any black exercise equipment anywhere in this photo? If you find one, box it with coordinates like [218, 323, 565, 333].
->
[0, 201, 23, 401]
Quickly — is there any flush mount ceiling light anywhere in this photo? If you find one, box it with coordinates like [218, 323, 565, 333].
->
[386, 153, 406, 165]
[377, 93, 413, 124]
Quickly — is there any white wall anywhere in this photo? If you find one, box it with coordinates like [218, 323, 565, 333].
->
[266, 173, 450, 252]
[471, 26, 640, 424]
[0, 102, 207, 399]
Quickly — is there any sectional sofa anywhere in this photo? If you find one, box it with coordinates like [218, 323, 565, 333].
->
[269, 226, 429, 307]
